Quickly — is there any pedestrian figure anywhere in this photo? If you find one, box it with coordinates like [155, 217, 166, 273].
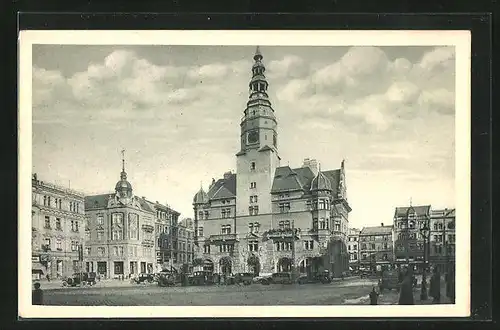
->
[398, 269, 414, 305]
[32, 282, 43, 305]
[369, 287, 379, 305]
[46, 274, 50, 282]
[430, 267, 441, 303]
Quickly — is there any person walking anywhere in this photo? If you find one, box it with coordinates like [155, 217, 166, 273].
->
[398, 269, 414, 305]
[369, 287, 379, 305]
[32, 282, 43, 305]
[430, 267, 441, 303]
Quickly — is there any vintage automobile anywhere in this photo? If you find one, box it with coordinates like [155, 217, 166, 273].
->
[62, 272, 96, 287]
[258, 272, 293, 285]
[233, 272, 254, 285]
[132, 273, 155, 284]
[157, 271, 178, 287]
[188, 271, 214, 286]
[297, 271, 332, 285]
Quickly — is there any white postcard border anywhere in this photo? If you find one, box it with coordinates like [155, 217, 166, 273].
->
[18, 30, 471, 318]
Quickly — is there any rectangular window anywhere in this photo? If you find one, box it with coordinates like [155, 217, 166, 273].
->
[97, 247, 105, 256]
[86, 247, 91, 255]
[204, 245, 210, 254]
[284, 220, 291, 229]
[319, 218, 326, 230]
[85, 231, 91, 241]
[119, 246, 124, 256]
[306, 200, 312, 209]
[250, 182, 256, 189]
[97, 230, 104, 241]
[248, 240, 258, 252]
[304, 241, 314, 250]
[313, 219, 318, 230]
[318, 200, 326, 210]
[111, 213, 124, 240]
[71, 241, 78, 251]
[334, 222, 340, 232]
[198, 227, 204, 237]
[371, 243, 376, 250]
[113, 246, 119, 256]
[250, 162, 256, 170]
[56, 239, 62, 251]
[55, 218, 62, 230]
[279, 202, 291, 213]
[44, 216, 50, 229]
[204, 211, 209, 220]
[221, 225, 231, 234]
[198, 211, 203, 220]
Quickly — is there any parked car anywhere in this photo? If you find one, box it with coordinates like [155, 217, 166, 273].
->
[132, 273, 155, 284]
[297, 271, 332, 284]
[62, 272, 96, 287]
[157, 271, 178, 287]
[234, 272, 254, 285]
[188, 271, 214, 286]
[258, 272, 293, 285]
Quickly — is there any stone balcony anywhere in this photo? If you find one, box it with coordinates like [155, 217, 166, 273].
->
[142, 224, 154, 232]
[209, 233, 238, 243]
[265, 228, 301, 240]
[142, 239, 155, 247]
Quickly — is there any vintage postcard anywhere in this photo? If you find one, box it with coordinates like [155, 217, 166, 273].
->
[18, 30, 471, 318]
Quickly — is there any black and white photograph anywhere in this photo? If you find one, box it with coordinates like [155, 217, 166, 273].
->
[18, 30, 471, 318]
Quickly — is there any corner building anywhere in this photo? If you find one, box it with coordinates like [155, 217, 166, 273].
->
[84, 160, 158, 278]
[192, 47, 351, 277]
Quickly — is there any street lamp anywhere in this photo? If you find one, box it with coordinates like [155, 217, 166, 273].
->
[419, 221, 430, 301]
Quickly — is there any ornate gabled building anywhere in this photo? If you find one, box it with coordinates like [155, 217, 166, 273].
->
[84, 153, 158, 278]
[192, 47, 351, 277]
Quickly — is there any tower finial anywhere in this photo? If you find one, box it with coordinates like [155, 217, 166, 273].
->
[121, 149, 126, 172]
[254, 46, 263, 61]
[410, 197, 412, 206]
[318, 162, 321, 172]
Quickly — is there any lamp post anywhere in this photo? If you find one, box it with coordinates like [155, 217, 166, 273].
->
[419, 221, 430, 301]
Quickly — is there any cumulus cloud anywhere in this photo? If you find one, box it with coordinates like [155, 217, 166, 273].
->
[268, 55, 308, 79]
[275, 46, 456, 132]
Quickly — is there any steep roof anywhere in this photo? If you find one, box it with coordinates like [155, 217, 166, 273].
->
[271, 166, 340, 195]
[311, 171, 332, 191]
[84, 193, 156, 213]
[207, 173, 237, 200]
[394, 205, 431, 217]
[271, 166, 305, 192]
[360, 226, 393, 236]
[85, 194, 112, 210]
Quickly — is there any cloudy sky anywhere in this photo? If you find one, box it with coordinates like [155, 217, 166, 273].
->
[31, 44, 455, 229]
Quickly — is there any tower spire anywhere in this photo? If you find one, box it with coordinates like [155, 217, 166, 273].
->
[121, 149, 125, 172]
[254, 45, 262, 61]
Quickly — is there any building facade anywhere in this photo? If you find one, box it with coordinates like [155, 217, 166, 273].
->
[143, 200, 180, 272]
[358, 224, 394, 271]
[84, 159, 157, 278]
[192, 47, 351, 278]
[347, 228, 360, 270]
[393, 205, 431, 269]
[429, 208, 456, 274]
[31, 174, 86, 280]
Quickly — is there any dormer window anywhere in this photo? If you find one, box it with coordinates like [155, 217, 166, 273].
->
[250, 162, 256, 171]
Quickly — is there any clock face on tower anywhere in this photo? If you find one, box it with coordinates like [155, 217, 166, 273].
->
[247, 130, 259, 144]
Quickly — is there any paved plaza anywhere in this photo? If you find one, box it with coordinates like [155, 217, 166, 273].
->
[40, 278, 380, 306]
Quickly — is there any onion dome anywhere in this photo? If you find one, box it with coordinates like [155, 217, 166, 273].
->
[193, 187, 209, 204]
[311, 170, 332, 192]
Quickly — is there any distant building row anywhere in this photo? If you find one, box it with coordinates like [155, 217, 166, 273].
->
[31, 166, 192, 280]
[347, 205, 456, 273]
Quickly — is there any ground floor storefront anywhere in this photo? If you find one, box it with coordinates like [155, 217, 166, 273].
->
[83, 259, 155, 279]
[32, 252, 81, 280]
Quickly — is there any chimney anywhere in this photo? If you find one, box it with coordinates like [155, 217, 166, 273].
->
[223, 171, 232, 180]
[302, 158, 319, 176]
